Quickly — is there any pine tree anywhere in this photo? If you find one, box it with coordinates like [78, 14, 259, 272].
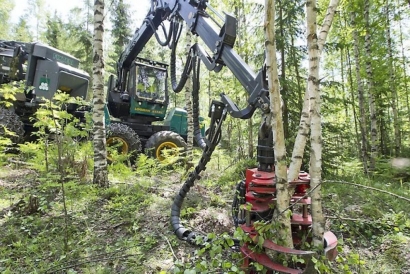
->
[108, 0, 131, 73]
[12, 17, 34, 42]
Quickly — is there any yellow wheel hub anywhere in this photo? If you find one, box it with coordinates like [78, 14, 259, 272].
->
[107, 136, 129, 161]
[156, 141, 179, 161]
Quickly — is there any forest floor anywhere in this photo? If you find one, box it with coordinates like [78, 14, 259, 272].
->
[0, 152, 409, 273]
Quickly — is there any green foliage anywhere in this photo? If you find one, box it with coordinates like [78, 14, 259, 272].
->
[0, 0, 15, 38]
[107, 0, 132, 74]
[173, 232, 243, 274]
[135, 154, 161, 176]
[216, 157, 257, 187]
[18, 91, 92, 177]
[11, 16, 34, 42]
[0, 81, 24, 107]
[45, 13, 63, 48]
[0, 82, 25, 163]
[333, 240, 367, 274]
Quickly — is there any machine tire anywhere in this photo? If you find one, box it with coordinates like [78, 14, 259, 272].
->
[0, 107, 25, 144]
[106, 123, 142, 163]
[145, 131, 187, 163]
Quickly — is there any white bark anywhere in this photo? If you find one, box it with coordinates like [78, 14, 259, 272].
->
[306, 0, 325, 248]
[265, 0, 293, 248]
[92, 0, 108, 187]
[185, 28, 193, 163]
[288, 0, 340, 183]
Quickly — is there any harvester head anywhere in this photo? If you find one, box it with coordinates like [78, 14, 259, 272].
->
[233, 168, 338, 273]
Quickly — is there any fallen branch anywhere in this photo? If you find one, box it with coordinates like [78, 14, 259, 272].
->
[324, 180, 410, 203]
[45, 253, 135, 273]
[0, 200, 22, 218]
[0, 195, 39, 217]
[326, 215, 369, 222]
[164, 235, 178, 261]
[7, 159, 34, 166]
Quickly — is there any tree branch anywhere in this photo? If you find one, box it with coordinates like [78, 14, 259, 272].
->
[324, 180, 410, 202]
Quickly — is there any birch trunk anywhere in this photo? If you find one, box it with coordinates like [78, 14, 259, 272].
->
[306, 0, 325, 248]
[92, 0, 108, 187]
[265, 0, 293, 248]
[386, 1, 400, 156]
[287, 0, 340, 183]
[351, 12, 369, 174]
[185, 28, 193, 164]
[364, 0, 378, 172]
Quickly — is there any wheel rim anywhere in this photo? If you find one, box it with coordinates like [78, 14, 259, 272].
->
[107, 136, 129, 161]
[156, 141, 179, 161]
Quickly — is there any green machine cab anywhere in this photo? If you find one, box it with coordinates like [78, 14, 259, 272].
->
[105, 57, 206, 162]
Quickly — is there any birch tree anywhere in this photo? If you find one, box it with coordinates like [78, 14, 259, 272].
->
[280, 0, 339, 249]
[306, 0, 325, 248]
[397, 3, 410, 126]
[265, 0, 293, 247]
[287, 0, 340, 183]
[185, 28, 194, 166]
[92, 0, 108, 187]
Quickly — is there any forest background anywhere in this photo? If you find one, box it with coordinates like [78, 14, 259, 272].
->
[0, 0, 410, 273]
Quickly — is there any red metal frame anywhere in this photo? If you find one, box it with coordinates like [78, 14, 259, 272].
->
[239, 168, 338, 273]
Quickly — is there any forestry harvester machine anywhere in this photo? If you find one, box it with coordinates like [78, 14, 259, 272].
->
[128, 0, 339, 272]
[106, 26, 206, 162]
[0, 40, 90, 142]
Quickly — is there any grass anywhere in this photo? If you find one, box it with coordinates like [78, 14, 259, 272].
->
[0, 150, 409, 273]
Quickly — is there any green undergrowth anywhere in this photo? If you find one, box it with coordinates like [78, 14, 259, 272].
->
[0, 168, 164, 273]
[0, 148, 243, 273]
[323, 165, 410, 273]
[0, 148, 409, 273]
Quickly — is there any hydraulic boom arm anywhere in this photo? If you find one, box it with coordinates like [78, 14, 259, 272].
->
[117, 0, 270, 119]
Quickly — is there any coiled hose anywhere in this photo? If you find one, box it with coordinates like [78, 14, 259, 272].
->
[170, 116, 224, 244]
[170, 60, 226, 243]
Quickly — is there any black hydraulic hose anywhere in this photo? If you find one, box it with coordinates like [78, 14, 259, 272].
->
[169, 20, 182, 49]
[171, 105, 226, 245]
[191, 54, 206, 150]
[170, 132, 219, 244]
[148, 18, 173, 47]
[170, 22, 192, 93]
